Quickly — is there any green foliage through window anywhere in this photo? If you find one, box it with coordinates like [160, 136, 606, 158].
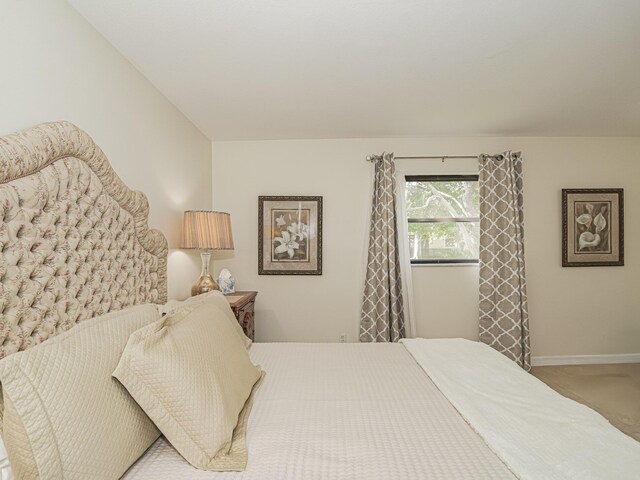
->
[405, 175, 479, 263]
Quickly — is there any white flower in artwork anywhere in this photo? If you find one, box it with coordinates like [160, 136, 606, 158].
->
[275, 215, 286, 227]
[593, 212, 607, 234]
[274, 230, 299, 258]
[287, 222, 309, 241]
[576, 213, 592, 229]
[578, 231, 601, 250]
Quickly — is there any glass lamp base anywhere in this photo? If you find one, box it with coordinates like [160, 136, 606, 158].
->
[191, 250, 219, 296]
[191, 274, 220, 296]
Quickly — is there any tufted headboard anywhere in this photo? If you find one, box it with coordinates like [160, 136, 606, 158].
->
[0, 121, 168, 357]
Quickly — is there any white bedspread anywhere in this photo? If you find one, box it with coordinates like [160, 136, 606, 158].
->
[124, 343, 514, 479]
[401, 338, 640, 480]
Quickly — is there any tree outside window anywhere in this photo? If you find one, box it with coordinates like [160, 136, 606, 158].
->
[405, 175, 479, 264]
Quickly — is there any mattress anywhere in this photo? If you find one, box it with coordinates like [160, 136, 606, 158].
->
[124, 343, 515, 479]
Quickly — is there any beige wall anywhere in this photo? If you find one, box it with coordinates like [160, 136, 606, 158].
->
[213, 137, 640, 357]
[0, 0, 212, 299]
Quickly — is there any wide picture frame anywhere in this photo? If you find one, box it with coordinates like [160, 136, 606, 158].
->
[258, 196, 323, 275]
[562, 188, 624, 267]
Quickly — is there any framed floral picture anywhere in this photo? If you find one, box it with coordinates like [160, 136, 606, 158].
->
[258, 196, 322, 275]
[562, 189, 624, 267]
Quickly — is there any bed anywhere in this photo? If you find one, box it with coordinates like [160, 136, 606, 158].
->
[126, 343, 515, 479]
[0, 122, 638, 480]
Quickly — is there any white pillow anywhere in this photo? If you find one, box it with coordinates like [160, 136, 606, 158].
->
[0, 438, 13, 480]
[114, 300, 263, 471]
[0, 304, 161, 479]
[158, 291, 252, 348]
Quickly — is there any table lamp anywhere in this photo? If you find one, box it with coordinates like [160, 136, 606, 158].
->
[181, 210, 234, 295]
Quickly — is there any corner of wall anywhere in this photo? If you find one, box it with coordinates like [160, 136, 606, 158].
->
[211, 141, 216, 208]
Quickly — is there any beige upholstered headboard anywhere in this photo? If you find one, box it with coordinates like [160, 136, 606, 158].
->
[0, 121, 168, 357]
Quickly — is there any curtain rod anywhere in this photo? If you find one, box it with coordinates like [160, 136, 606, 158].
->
[395, 155, 477, 160]
[365, 153, 512, 162]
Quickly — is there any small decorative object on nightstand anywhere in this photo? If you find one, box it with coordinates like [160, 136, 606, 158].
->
[181, 210, 234, 296]
[217, 268, 236, 295]
[225, 291, 257, 340]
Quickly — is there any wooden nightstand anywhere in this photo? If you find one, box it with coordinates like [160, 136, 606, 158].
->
[225, 291, 257, 341]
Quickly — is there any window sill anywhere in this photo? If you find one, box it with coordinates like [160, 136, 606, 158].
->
[410, 262, 479, 268]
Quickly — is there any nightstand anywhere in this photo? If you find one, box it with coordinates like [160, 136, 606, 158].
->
[225, 291, 257, 341]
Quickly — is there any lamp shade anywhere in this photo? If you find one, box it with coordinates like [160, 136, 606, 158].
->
[181, 211, 234, 250]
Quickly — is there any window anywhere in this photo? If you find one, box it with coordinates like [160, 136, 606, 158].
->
[405, 175, 479, 264]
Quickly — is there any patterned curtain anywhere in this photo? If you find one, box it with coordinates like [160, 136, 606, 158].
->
[478, 151, 531, 370]
[360, 153, 405, 342]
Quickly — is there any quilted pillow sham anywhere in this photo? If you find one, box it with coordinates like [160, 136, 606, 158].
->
[113, 300, 264, 471]
[158, 291, 252, 349]
[0, 304, 161, 480]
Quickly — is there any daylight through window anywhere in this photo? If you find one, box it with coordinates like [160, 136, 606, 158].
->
[405, 175, 479, 264]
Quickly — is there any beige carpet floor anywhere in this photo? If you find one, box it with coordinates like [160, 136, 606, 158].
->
[532, 363, 640, 441]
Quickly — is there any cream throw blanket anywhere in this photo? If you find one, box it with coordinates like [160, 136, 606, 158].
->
[401, 338, 640, 480]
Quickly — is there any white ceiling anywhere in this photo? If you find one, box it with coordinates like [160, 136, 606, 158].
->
[68, 0, 640, 140]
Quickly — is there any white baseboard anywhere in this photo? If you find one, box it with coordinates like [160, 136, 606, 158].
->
[532, 353, 640, 367]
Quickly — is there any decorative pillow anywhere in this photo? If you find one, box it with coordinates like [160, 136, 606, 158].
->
[158, 291, 252, 349]
[0, 304, 161, 480]
[113, 301, 263, 471]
